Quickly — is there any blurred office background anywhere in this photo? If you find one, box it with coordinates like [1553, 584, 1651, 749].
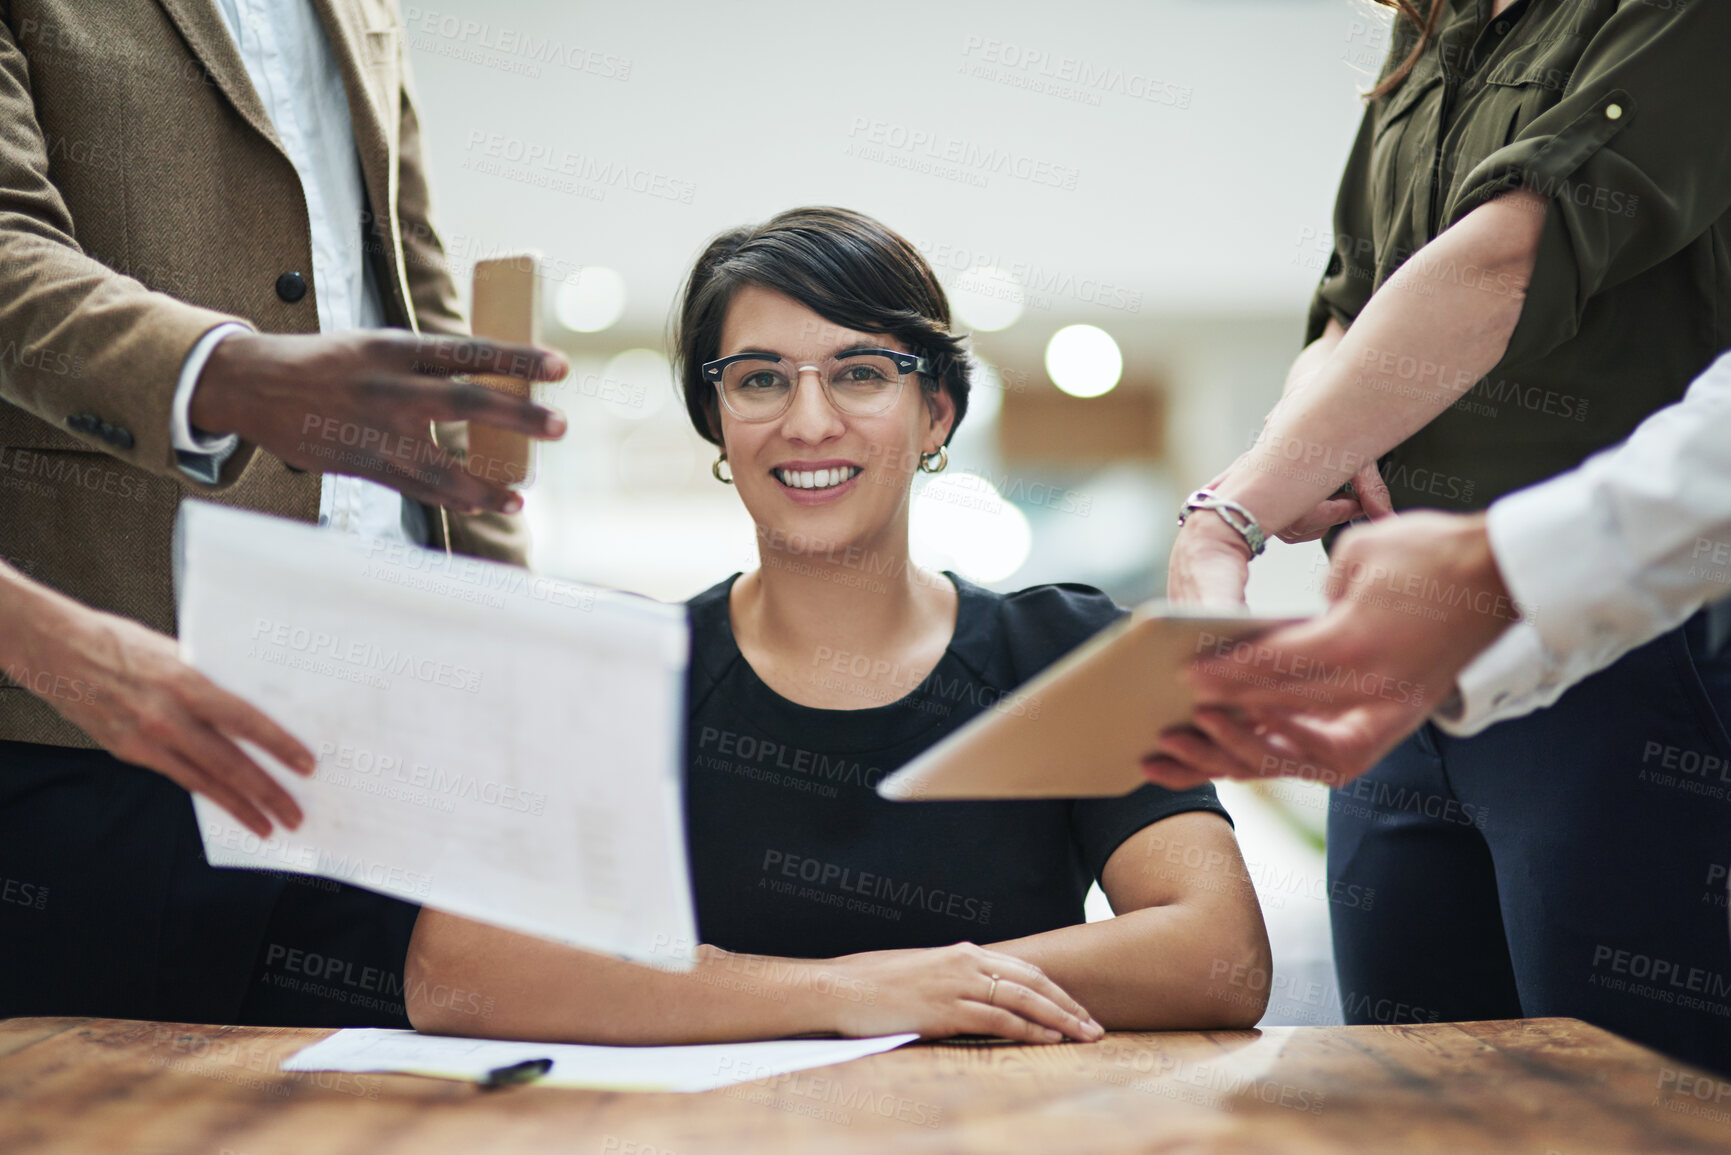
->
[406, 0, 1396, 1026]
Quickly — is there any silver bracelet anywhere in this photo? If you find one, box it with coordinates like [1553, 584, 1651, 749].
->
[1177, 488, 1267, 557]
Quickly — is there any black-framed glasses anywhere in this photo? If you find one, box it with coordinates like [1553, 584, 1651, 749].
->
[702, 348, 932, 422]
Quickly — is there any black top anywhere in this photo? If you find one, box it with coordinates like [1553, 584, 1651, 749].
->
[683, 572, 1230, 959]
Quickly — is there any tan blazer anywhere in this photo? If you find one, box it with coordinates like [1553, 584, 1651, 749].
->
[0, 0, 526, 747]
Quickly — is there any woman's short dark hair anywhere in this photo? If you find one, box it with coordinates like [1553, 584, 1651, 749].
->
[673, 206, 971, 447]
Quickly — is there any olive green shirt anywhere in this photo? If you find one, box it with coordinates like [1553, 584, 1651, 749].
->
[1309, 0, 1731, 511]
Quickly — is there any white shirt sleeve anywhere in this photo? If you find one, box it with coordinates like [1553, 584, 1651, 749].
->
[171, 322, 249, 484]
[1437, 351, 1731, 736]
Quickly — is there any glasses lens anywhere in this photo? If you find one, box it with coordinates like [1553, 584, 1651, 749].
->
[720, 360, 793, 419]
[827, 353, 905, 415]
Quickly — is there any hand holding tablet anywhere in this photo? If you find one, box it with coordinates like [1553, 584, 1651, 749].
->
[877, 604, 1298, 801]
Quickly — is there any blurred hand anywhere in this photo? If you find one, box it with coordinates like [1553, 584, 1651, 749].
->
[1144, 511, 1517, 789]
[192, 330, 569, 515]
[816, 942, 1104, 1044]
[17, 594, 314, 836]
[1141, 704, 1424, 793]
[1274, 460, 1395, 544]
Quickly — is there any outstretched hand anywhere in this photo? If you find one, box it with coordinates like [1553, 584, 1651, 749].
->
[17, 592, 315, 836]
[1145, 511, 1516, 790]
[193, 329, 569, 515]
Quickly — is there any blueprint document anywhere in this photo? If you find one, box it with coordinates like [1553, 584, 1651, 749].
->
[175, 501, 696, 969]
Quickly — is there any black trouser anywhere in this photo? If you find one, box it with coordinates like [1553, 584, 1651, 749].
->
[1328, 610, 1731, 1074]
[0, 740, 417, 1026]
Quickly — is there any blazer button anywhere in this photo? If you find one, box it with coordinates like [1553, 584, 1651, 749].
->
[98, 422, 135, 451]
[276, 271, 309, 303]
[65, 412, 98, 434]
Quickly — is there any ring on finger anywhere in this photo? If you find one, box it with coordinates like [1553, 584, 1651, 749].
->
[987, 973, 1000, 1006]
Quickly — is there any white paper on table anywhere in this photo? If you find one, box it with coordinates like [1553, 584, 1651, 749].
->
[281, 1028, 920, 1092]
[175, 501, 697, 969]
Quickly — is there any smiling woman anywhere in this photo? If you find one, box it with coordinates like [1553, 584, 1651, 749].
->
[403, 207, 1271, 1046]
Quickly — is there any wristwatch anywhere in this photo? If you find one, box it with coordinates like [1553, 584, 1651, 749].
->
[1177, 488, 1267, 557]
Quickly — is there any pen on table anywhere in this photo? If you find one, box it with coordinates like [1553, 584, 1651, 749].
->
[480, 1058, 553, 1090]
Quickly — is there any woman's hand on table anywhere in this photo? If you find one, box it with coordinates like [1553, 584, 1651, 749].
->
[813, 942, 1105, 1044]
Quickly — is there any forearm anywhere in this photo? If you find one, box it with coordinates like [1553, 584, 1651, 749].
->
[1222, 191, 1546, 533]
[0, 562, 82, 682]
[1211, 319, 1344, 486]
[405, 912, 847, 1044]
[1280, 317, 1346, 399]
[989, 816, 1272, 1030]
[986, 899, 1268, 1032]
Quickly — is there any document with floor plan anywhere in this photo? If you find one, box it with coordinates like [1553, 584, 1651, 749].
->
[175, 501, 696, 969]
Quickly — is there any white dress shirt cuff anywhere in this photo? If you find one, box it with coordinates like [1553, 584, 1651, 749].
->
[172, 323, 249, 484]
[1433, 622, 1560, 737]
[1437, 478, 1652, 737]
[1432, 486, 1608, 737]
[1487, 462, 1645, 659]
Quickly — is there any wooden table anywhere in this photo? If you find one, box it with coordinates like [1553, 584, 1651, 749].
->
[3, 1016, 1729, 1153]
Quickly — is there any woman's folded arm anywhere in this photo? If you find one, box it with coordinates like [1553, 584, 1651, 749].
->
[984, 811, 1273, 1031]
[408, 809, 1268, 1043]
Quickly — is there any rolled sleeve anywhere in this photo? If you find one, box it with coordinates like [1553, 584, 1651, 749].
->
[1445, 1, 1731, 368]
[1305, 110, 1380, 344]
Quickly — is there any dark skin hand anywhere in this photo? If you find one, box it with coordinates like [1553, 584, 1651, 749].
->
[191, 330, 570, 515]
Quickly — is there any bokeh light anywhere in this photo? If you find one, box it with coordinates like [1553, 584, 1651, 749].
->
[555, 266, 627, 333]
[597, 348, 673, 420]
[911, 472, 1033, 583]
[1044, 324, 1123, 398]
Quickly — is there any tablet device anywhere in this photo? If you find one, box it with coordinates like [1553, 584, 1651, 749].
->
[876, 604, 1298, 800]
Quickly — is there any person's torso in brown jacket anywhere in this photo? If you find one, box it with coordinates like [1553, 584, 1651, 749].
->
[0, 0, 526, 746]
